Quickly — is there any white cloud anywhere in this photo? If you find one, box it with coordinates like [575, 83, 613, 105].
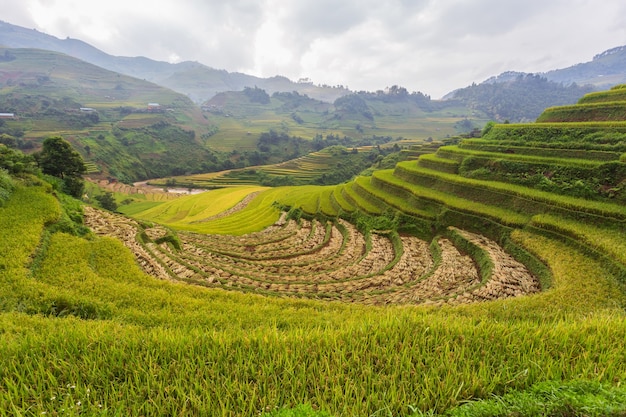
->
[2, 0, 626, 97]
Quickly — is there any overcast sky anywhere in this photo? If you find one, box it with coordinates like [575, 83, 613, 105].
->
[2, 0, 626, 98]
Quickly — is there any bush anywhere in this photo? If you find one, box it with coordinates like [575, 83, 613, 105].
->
[445, 380, 626, 417]
[95, 191, 118, 212]
[154, 233, 182, 251]
[262, 404, 333, 417]
[0, 168, 15, 206]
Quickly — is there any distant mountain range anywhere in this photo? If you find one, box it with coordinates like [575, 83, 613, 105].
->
[475, 45, 626, 91]
[3, 20, 625, 105]
[0, 20, 349, 103]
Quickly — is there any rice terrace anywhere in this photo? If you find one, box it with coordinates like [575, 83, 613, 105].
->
[2, 52, 626, 416]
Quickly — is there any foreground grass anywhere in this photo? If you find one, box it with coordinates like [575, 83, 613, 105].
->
[1, 185, 626, 416]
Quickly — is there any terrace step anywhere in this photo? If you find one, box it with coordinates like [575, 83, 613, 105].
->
[331, 184, 356, 213]
[483, 122, 626, 153]
[578, 86, 626, 104]
[371, 169, 530, 227]
[537, 101, 626, 122]
[392, 162, 626, 223]
[352, 175, 437, 220]
[458, 139, 623, 161]
[437, 145, 603, 168]
[417, 153, 460, 174]
[342, 181, 384, 215]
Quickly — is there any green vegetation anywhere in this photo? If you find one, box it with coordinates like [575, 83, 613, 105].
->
[1, 48, 492, 185]
[0, 167, 15, 206]
[1, 188, 625, 415]
[37, 136, 86, 197]
[537, 101, 626, 122]
[131, 186, 268, 226]
[578, 84, 626, 104]
[443, 380, 626, 417]
[201, 88, 476, 156]
[2, 73, 626, 417]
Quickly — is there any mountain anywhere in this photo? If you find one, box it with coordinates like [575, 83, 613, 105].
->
[454, 45, 626, 93]
[445, 45, 626, 121]
[0, 20, 349, 103]
[449, 74, 595, 122]
[544, 45, 626, 88]
[3, 19, 625, 112]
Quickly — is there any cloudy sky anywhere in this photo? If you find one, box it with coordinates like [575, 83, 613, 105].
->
[2, 0, 626, 98]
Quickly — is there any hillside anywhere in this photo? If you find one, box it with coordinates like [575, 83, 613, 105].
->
[2, 84, 626, 416]
[447, 45, 626, 122]
[199, 87, 485, 153]
[0, 47, 234, 181]
[475, 46, 626, 91]
[141, 144, 410, 191]
[545, 45, 626, 88]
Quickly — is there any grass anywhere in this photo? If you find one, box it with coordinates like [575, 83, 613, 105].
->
[341, 181, 384, 215]
[458, 139, 623, 161]
[437, 145, 604, 169]
[530, 213, 626, 267]
[148, 146, 386, 188]
[2, 175, 626, 416]
[330, 184, 355, 213]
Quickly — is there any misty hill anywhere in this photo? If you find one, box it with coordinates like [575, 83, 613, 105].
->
[3, 19, 625, 118]
[461, 45, 626, 91]
[449, 74, 595, 122]
[544, 45, 626, 88]
[0, 20, 349, 103]
[0, 47, 487, 182]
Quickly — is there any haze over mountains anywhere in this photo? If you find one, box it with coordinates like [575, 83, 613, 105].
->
[0, 20, 349, 103]
[1, 20, 625, 104]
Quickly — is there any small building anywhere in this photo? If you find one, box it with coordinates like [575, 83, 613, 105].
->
[79, 107, 96, 113]
[147, 103, 161, 112]
[0, 112, 15, 119]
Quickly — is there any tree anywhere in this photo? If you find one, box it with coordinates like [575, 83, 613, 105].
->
[39, 136, 86, 197]
[95, 191, 118, 212]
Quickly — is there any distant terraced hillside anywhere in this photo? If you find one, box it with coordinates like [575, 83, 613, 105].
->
[146, 144, 417, 189]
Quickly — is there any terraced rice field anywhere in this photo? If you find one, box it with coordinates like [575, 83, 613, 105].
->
[84, 205, 539, 305]
[149, 146, 381, 188]
[86, 86, 625, 310]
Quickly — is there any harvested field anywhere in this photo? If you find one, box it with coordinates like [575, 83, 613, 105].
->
[84, 207, 541, 305]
